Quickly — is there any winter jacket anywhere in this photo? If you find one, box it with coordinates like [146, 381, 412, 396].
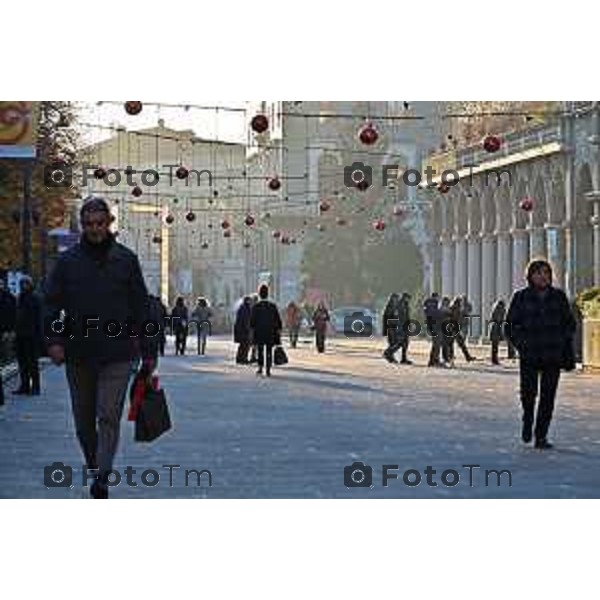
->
[312, 308, 330, 334]
[506, 285, 576, 366]
[250, 300, 283, 345]
[234, 303, 252, 343]
[44, 234, 152, 364]
[0, 290, 16, 334]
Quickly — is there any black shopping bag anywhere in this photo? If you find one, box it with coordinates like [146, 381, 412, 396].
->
[274, 345, 288, 366]
[135, 383, 172, 442]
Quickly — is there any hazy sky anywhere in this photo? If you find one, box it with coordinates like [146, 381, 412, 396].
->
[76, 101, 251, 146]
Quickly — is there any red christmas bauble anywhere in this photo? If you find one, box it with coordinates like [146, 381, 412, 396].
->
[124, 101, 143, 115]
[221, 219, 230, 230]
[359, 122, 379, 145]
[165, 214, 175, 225]
[94, 167, 106, 180]
[176, 166, 189, 180]
[438, 182, 450, 194]
[483, 135, 502, 153]
[251, 114, 269, 133]
[152, 235, 162, 244]
[520, 197, 534, 212]
[223, 229, 232, 238]
[268, 177, 281, 191]
[132, 185, 143, 197]
[373, 218, 386, 231]
[319, 200, 331, 213]
[186, 211, 196, 222]
[244, 214, 255, 227]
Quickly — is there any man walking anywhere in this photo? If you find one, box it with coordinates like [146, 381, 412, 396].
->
[423, 292, 442, 367]
[506, 260, 576, 449]
[13, 276, 42, 395]
[44, 197, 155, 498]
[250, 284, 282, 377]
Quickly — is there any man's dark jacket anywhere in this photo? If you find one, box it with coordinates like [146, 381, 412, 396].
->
[0, 289, 16, 334]
[250, 300, 282, 346]
[16, 290, 43, 347]
[506, 285, 576, 366]
[234, 303, 252, 344]
[44, 234, 151, 364]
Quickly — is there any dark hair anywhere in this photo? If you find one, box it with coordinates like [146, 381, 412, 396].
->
[258, 284, 268, 299]
[80, 196, 111, 221]
[526, 259, 553, 286]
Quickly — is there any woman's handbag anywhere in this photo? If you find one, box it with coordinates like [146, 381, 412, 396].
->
[274, 345, 288, 366]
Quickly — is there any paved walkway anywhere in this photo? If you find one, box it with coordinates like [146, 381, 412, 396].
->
[1, 335, 599, 498]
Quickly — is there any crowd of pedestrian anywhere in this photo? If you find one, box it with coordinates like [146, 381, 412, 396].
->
[0, 196, 583, 499]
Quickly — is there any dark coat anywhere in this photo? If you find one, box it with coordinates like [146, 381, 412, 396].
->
[250, 300, 282, 345]
[382, 300, 400, 336]
[234, 303, 252, 343]
[489, 302, 506, 342]
[506, 285, 576, 366]
[144, 295, 165, 360]
[0, 289, 16, 334]
[312, 307, 330, 334]
[171, 304, 188, 333]
[44, 235, 151, 364]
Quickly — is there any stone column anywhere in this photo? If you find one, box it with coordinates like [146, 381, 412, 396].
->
[529, 226, 547, 260]
[480, 234, 497, 336]
[467, 233, 482, 338]
[511, 228, 530, 290]
[594, 213, 600, 287]
[441, 233, 455, 298]
[545, 223, 566, 291]
[453, 234, 468, 297]
[495, 230, 513, 302]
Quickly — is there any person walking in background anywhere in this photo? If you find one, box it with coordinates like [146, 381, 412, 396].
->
[450, 296, 476, 362]
[489, 299, 507, 366]
[171, 296, 188, 356]
[397, 292, 413, 365]
[13, 276, 43, 396]
[191, 297, 212, 356]
[249, 294, 259, 364]
[312, 301, 330, 354]
[382, 293, 401, 363]
[438, 296, 453, 367]
[234, 296, 253, 364]
[44, 197, 156, 499]
[506, 259, 576, 450]
[285, 301, 302, 349]
[155, 295, 168, 357]
[0, 278, 16, 405]
[250, 285, 282, 377]
[424, 292, 442, 367]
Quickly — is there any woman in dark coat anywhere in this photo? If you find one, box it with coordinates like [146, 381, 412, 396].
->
[489, 299, 506, 365]
[506, 260, 576, 449]
[171, 297, 189, 356]
[234, 296, 253, 364]
[312, 302, 330, 354]
[250, 285, 282, 377]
